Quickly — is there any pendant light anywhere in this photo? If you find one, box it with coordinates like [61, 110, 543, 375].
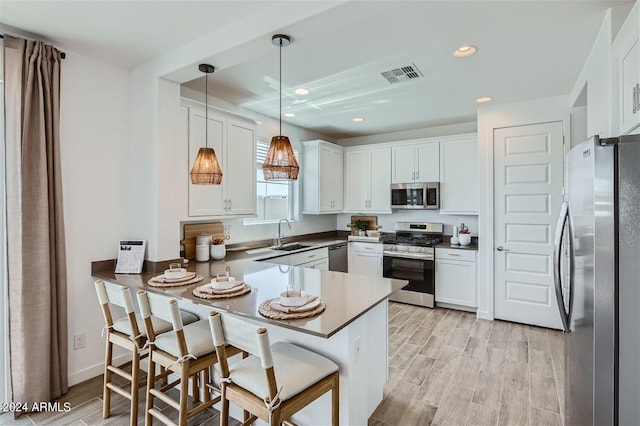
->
[262, 34, 300, 181]
[190, 64, 223, 185]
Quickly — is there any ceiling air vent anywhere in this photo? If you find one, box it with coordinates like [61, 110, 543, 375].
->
[381, 64, 423, 84]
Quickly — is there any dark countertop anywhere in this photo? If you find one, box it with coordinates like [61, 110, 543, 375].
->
[436, 235, 479, 251]
[93, 257, 406, 339]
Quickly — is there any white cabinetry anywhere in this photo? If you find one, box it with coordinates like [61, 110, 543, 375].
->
[344, 147, 391, 213]
[184, 99, 256, 217]
[439, 134, 479, 214]
[302, 141, 343, 214]
[391, 141, 439, 183]
[615, 2, 640, 135]
[348, 242, 383, 277]
[435, 248, 477, 308]
[267, 247, 329, 269]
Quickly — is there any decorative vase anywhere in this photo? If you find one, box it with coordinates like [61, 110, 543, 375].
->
[210, 244, 226, 260]
[459, 233, 471, 246]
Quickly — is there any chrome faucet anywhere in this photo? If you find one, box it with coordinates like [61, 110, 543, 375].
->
[276, 218, 291, 247]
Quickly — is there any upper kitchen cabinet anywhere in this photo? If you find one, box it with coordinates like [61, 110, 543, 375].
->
[439, 134, 479, 214]
[183, 99, 257, 217]
[614, 2, 640, 135]
[301, 140, 344, 214]
[344, 146, 391, 213]
[391, 141, 439, 183]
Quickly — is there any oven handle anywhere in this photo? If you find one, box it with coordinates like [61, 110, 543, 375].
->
[383, 252, 434, 261]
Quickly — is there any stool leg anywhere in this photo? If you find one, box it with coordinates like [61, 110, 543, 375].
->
[145, 355, 156, 426]
[220, 383, 229, 426]
[130, 348, 140, 426]
[191, 372, 199, 403]
[103, 338, 113, 418]
[179, 363, 189, 426]
[203, 368, 210, 403]
[332, 373, 339, 426]
[270, 407, 281, 426]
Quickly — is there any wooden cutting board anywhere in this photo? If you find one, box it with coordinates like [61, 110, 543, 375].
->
[347, 215, 380, 231]
[181, 222, 226, 259]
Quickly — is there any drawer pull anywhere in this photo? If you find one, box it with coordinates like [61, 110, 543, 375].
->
[307, 255, 316, 258]
[448, 253, 461, 257]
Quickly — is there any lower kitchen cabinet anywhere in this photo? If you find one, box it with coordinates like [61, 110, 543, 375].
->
[267, 247, 329, 269]
[435, 248, 477, 308]
[348, 242, 383, 276]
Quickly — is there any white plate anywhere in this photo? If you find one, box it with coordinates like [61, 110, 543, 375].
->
[290, 298, 321, 312]
[210, 276, 237, 290]
[280, 291, 308, 307]
[164, 268, 187, 279]
[208, 282, 246, 294]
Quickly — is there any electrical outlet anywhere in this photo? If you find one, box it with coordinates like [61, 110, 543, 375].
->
[73, 333, 86, 350]
[353, 336, 361, 362]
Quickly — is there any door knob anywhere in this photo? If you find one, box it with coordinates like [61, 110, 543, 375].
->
[496, 246, 510, 252]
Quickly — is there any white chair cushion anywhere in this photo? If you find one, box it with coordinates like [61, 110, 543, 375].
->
[154, 320, 215, 358]
[228, 342, 338, 401]
[112, 311, 198, 337]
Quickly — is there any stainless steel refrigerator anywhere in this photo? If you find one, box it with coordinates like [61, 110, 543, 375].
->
[554, 134, 640, 426]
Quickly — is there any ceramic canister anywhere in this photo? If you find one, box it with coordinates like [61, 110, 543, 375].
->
[195, 244, 210, 262]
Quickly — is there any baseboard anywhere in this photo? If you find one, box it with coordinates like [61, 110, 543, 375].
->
[477, 309, 493, 321]
[67, 353, 130, 387]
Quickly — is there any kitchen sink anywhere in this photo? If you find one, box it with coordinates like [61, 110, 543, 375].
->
[275, 243, 312, 251]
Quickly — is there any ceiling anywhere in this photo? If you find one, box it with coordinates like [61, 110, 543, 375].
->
[1, 1, 633, 139]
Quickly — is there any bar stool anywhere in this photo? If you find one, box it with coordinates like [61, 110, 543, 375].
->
[208, 311, 340, 426]
[94, 280, 198, 426]
[136, 290, 243, 426]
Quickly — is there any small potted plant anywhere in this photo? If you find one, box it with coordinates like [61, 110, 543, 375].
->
[352, 219, 368, 236]
[210, 237, 226, 260]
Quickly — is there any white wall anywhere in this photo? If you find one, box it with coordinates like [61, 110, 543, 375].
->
[569, 8, 613, 137]
[476, 95, 571, 321]
[58, 52, 132, 385]
[337, 121, 477, 147]
[336, 211, 478, 238]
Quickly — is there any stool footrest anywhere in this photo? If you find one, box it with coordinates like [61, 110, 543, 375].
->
[159, 378, 180, 393]
[107, 365, 133, 382]
[149, 388, 180, 410]
[148, 407, 176, 426]
[105, 382, 132, 400]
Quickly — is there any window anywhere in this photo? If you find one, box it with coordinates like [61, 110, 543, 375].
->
[244, 139, 299, 224]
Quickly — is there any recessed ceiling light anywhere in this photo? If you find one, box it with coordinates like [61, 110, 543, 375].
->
[284, 112, 296, 118]
[295, 88, 310, 95]
[352, 117, 364, 122]
[454, 45, 477, 58]
[476, 96, 493, 103]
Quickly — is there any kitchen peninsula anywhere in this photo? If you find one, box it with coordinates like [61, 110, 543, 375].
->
[93, 258, 406, 425]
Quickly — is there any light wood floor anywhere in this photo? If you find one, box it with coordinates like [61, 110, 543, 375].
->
[0, 303, 565, 425]
[370, 302, 565, 426]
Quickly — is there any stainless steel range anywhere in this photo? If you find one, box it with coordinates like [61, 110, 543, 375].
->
[383, 222, 443, 308]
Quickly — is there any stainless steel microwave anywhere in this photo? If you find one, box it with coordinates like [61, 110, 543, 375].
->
[390, 182, 440, 209]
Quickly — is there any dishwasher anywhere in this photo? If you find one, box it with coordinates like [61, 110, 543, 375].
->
[328, 243, 348, 272]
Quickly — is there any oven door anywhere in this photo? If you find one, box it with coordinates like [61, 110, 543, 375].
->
[383, 255, 435, 307]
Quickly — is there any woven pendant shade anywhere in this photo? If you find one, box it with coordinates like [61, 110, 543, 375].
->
[190, 147, 223, 184]
[262, 136, 299, 181]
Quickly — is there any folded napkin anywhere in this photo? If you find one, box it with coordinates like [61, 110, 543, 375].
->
[150, 272, 196, 283]
[269, 295, 319, 313]
[199, 281, 246, 295]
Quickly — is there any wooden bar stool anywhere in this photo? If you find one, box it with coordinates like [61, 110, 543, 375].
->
[136, 290, 243, 426]
[208, 311, 340, 426]
[94, 280, 198, 426]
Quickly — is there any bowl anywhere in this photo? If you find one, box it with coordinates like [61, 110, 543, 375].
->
[458, 233, 471, 246]
[211, 276, 237, 290]
[279, 291, 307, 307]
[164, 268, 187, 279]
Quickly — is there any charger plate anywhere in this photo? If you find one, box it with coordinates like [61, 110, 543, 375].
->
[258, 298, 326, 320]
[147, 274, 203, 288]
[193, 284, 251, 299]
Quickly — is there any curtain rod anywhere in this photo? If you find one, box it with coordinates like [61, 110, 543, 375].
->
[0, 34, 66, 59]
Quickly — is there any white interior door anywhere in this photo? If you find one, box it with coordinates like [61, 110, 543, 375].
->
[494, 122, 564, 329]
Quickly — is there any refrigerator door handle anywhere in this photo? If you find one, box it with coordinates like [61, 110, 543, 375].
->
[553, 201, 571, 332]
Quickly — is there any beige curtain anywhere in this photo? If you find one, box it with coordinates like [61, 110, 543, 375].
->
[3, 35, 67, 409]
